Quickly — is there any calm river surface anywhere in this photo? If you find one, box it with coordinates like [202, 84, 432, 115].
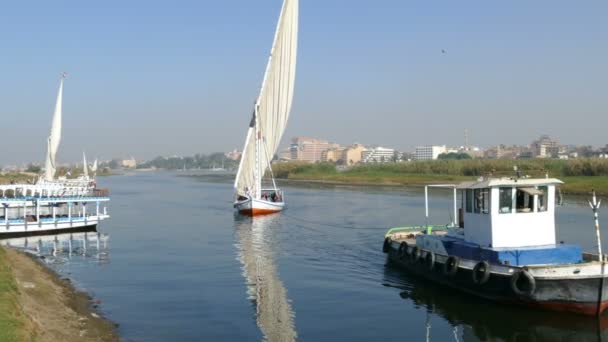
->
[7, 172, 608, 341]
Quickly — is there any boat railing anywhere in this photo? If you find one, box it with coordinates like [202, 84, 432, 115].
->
[0, 188, 110, 202]
[385, 225, 450, 237]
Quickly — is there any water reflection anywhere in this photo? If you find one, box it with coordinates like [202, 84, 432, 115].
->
[384, 263, 608, 342]
[0, 230, 110, 262]
[234, 214, 297, 342]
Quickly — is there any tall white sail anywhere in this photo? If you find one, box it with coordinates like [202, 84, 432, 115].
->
[83, 152, 89, 178]
[44, 75, 65, 181]
[91, 159, 98, 174]
[235, 0, 299, 198]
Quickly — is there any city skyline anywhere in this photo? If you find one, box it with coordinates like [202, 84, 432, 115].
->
[1, 0, 606, 164]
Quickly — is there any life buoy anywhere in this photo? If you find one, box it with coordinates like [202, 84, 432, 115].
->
[410, 246, 421, 263]
[472, 261, 491, 285]
[443, 256, 460, 276]
[382, 237, 392, 253]
[398, 242, 408, 260]
[425, 251, 435, 270]
[511, 270, 536, 296]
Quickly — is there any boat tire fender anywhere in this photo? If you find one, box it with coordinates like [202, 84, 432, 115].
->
[425, 251, 435, 270]
[511, 270, 536, 297]
[398, 242, 408, 260]
[382, 237, 392, 254]
[472, 261, 491, 285]
[443, 256, 460, 276]
[410, 246, 421, 263]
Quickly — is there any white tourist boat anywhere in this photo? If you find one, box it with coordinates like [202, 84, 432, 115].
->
[233, 0, 298, 216]
[0, 74, 110, 237]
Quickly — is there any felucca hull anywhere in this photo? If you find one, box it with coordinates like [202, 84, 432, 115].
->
[234, 198, 284, 216]
[385, 240, 608, 316]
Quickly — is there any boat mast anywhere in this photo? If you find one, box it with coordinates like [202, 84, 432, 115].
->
[254, 105, 261, 200]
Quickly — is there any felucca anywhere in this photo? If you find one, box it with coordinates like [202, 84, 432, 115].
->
[233, 0, 298, 216]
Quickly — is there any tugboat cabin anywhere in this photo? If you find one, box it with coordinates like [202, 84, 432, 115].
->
[418, 177, 582, 266]
[459, 178, 560, 248]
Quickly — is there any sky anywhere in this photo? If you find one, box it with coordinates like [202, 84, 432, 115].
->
[0, 0, 606, 164]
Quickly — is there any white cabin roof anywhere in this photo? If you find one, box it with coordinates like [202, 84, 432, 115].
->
[456, 177, 563, 190]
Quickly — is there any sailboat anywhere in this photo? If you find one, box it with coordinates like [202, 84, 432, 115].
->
[36, 74, 95, 193]
[233, 0, 298, 216]
[0, 74, 111, 237]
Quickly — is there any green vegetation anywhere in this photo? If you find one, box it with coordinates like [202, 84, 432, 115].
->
[271, 159, 608, 195]
[438, 152, 472, 160]
[0, 248, 29, 342]
[0, 173, 33, 185]
[138, 153, 238, 170]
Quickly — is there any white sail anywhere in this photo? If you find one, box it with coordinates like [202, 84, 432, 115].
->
[44, 75, 65, 181]
[235, 0, 299, 198]
[91, 159, 98, 173]
[83, 152, 89, 178]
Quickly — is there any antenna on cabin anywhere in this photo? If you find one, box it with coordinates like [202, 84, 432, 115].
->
[589, 190, 603, 261]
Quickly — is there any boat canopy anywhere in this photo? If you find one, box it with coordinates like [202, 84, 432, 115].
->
[456, 178, 563, 190]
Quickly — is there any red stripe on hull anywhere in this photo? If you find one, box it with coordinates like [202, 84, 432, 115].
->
[239, 208, 282, 217]
[529, 300, 608, 316]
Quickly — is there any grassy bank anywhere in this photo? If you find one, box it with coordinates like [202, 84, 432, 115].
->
[0, 247, 30, 342]
[1, 247, 119, 341]
[272, 160, 608, 195]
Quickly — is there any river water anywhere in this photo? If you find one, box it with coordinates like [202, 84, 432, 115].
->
[4, 172, 608, 341]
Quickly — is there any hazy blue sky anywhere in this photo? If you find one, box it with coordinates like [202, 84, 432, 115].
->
[0, 0, 606, 164]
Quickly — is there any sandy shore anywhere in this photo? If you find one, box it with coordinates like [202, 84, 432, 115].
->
[3, 247, 119, 342]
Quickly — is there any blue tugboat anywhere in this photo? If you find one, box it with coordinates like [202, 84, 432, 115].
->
[383, 176, 608, 316]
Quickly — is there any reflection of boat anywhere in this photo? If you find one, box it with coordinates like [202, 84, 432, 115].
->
[0, 74, 110, 236]
[384, 264, 608, 341]
[0, 229, 109, 259]
[233, 0, 298, 216]
[383, 177, 608, 316]
[234, 214, 296, 341]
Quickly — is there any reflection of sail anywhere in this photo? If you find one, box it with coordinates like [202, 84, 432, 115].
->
[383, 265, 608, 341]
[0, 230, 109, 261]
[234, 215, 296, 341]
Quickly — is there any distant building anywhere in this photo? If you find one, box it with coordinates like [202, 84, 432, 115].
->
[531, 135, 560, 158]
[321, 148, 344, 163]
[225, 149, 242, 161]
[415, 145, 447, 160]
[362, 147, 395, 163]
[342, 144, 366, 164]
[290, 137, 340, 162]
[121, 158, 137, 169]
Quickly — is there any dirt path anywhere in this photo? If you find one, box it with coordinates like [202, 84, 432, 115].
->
[5, 248, 119, 342]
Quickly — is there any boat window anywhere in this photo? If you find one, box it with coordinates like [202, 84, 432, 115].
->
[499, 187, 513, 214]
[516, 188, 535, 213]
[473, 188, 489, 214]
[465, 189, 473, 213]
[537, 186, 548, 212]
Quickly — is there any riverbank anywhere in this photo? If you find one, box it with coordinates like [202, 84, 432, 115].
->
[0, 246, 118, 342]
[272, 162, 608, 195]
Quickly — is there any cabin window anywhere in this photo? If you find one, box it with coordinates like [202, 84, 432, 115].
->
[537, 186, 548, 212]
[516, 188, 536, 213]
[499, 187, 513, 214]
[465, 189, 473, 213]
[473, 188, 489, 214]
